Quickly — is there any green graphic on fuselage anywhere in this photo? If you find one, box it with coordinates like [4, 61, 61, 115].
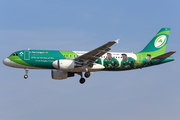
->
[8, 56, 33, 67]
[7, 28, 174, 71]
[8, 50, 81, 69]
[60, 51, 79, 59]
[8, 49, 174, 71]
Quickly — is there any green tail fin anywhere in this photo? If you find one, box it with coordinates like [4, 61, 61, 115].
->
[140, 28, 171, 56]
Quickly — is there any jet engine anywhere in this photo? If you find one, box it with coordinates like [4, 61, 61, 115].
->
[52, 59, 105, 72]
[52, 59, 75, 70]
[51, 70, 74, 80]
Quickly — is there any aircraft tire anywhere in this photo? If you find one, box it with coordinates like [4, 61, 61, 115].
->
[79, 78, 85, 84]
[84, 72, 90, 78]
[24, 74, 28, 79]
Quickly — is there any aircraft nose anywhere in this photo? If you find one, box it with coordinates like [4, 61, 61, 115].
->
[3, 58, 11, 66]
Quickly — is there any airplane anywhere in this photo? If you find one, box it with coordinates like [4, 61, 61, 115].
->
[3, 28, 176, 84]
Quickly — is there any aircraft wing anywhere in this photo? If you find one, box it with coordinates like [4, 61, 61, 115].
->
[75, 39, 120, 67]
[152, 51, 176, 60]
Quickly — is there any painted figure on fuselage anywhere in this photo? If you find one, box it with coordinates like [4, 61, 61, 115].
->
[103, 53, 119, 69]
[141, 54, 153, 67]
[120, 53, 139, 69]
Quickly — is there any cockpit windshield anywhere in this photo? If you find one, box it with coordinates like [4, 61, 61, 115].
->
[10, 53, 18, 56]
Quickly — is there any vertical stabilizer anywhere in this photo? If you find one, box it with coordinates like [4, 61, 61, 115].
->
[140, 28, 171, 55]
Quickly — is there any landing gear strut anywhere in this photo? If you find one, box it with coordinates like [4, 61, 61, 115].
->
[24, 68, 29, 79]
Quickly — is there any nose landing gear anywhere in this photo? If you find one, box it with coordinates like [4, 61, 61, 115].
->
[24, 68, 29, 79]
[24, 74, 28, 79]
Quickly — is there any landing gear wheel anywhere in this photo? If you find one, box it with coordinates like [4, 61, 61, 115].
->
[84, 72, 90, 78]
[79, 78, 86, 84]
[24, 68, 29, 79]
[24, 74, 28, 79]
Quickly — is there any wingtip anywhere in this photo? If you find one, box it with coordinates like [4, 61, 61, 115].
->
[115, 39, 120, 43]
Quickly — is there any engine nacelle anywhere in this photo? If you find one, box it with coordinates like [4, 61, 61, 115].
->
[51, 70, 74, 80]
[52, 59, 105, 72]
[52, 59, 75, 70]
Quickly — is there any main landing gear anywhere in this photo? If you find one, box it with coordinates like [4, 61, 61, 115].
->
[78, 72, 91, 84]
[84, 71, 91, 78]
[24, 68, 29, 79]
[79, 78, 86, 84]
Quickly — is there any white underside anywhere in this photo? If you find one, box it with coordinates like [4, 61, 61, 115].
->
[3, 58, 45, 69]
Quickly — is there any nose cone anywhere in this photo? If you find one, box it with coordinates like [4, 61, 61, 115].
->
[3, 58, 10, 66]
[3, 58, 16, 67]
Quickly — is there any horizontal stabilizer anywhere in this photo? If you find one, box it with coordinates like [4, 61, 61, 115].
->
[152, 51, 176, 60]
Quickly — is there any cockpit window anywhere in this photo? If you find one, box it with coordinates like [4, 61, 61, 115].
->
[10, 53, 18, 56]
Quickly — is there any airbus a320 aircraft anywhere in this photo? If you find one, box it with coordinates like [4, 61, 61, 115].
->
[3, 28, 176, 84]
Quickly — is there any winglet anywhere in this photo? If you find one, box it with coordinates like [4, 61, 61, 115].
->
[115, 39, 120, 43]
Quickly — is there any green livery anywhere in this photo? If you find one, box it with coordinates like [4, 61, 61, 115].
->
[120, 57, 136, 69]
[103, 57, 119, 69]
[141, 57, 153, 67]
[136, 28, 171, 63]
[3, 28, 176, 84]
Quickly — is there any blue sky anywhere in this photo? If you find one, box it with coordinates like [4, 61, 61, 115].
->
[0, 0, 180, 120]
